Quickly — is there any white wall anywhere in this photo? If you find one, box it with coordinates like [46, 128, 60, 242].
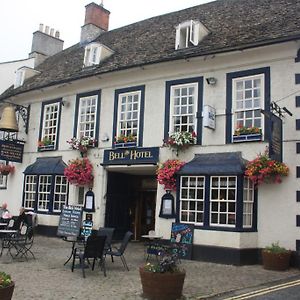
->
[1, 40, 300, 250]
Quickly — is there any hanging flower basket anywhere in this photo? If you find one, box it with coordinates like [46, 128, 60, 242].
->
[156, 159, 185, 191]
[163, 131, 196, 155]
[64, 158, 94, 186]
[0, 164, 15, 176]
[245, 151, 289, 186]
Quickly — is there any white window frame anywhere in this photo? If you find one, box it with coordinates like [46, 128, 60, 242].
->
[53, 176, 68, 213]
[180, 176, 205, 225]
[41, 102, 60, 148]
[210, 176, 237, 227]
[24, 175, 37, 210]
[0, 174, 7, 189]
[175, 20, 201, 49]
[37, 175, 52, 212]
[243, 177, 254, 228]
[232, 74, 265, 136]
[84, 43, 101, 66]
[117, 91, 141, 139]
[170, 83, 198, 133]
[14, 69, 25, 88]
[77, 95, 98, 139]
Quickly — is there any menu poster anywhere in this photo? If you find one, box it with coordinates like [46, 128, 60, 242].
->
[57, 205, 82, 237]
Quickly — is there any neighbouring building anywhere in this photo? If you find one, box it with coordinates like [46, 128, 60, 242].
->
[0, 0, 300, 265]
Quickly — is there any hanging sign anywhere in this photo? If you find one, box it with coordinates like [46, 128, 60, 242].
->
[203, 105, 216, 130]
[269, 114, 282, 162]
[0, 140, 24, 163]
[102, 147, 159, 166]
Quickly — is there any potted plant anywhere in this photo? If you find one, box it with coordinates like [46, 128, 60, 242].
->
[114, 134, 137, 148]
[163, 131, 196, 156]
[156, 159, 185, 191]
[67, 136, 96, 157]
[262, 242, 291, 271]
[233, 126, 262, 142]
[64, 158, 94, 187]
[0, 164, 14, 176]
[139, 252, 185, 300]
[245, 150, 289, 186]
[0, 271, 15, 300]
[38, 136, 54, 151]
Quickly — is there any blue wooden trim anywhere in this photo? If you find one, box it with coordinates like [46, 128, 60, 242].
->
[39, 98, 62, 151]
[296, 120, 300, 130]
[295, 49, 300, 63]
[226, 67, 271, 143]
[252, 185, 258, 231]
[297, 143, 300, 154]
[203, 176, 210, 227]
[73, 90, 101, 145]
[175, 176, 180, 223]
[296, 191, 300, 202]
[296, 240, 300, 251]
[236, 176, 243, 230]
[297, 215, 300, 227]
[112, 85, 145, 148]
[296, 96, 300, 107]
[296, 74, 300, 84]
[297, 166, 300, 178]
[164, 77, 203, 145]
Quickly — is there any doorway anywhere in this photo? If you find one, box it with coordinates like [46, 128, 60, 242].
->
[105, 172, 157, 240]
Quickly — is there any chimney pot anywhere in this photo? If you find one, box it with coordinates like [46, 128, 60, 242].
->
[55, 31, 60, 38]
[45, 26, 50, 35]
[50, 28, 54, 36]
[39, 23, 44, 32]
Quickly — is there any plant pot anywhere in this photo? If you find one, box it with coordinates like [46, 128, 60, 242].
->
[233, 133, 262, 143]
[114, 141, 137, 148]
[262, 250, 291, 271]
[139, 267, 185, 300]
[0, 282, 15, 300]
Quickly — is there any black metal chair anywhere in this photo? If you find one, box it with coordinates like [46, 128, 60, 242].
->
[105, 231, 133, 271]
[71, 235, 107, 278]
[97, 227, 115, 261]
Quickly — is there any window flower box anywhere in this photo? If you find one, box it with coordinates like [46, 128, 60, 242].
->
[114, 134, 137, 148]
[38, 137, 55, 151]
[114, 141, 137, 148]
[233, 133, 262, 143]
[67, 136, 96, 157]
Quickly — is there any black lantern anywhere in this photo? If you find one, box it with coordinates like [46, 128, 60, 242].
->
[83, 189, 95, 212]
[159, 191, 175, 219]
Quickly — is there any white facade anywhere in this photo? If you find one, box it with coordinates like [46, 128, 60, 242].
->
[1, 35, 299, 263]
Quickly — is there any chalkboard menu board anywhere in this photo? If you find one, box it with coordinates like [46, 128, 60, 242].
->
[57, 205, 82, 237]
[170, 223, 194, 260]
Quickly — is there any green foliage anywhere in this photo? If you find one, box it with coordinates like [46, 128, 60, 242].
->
[0, 271, 12, 288]
[264, 242, 289, 254]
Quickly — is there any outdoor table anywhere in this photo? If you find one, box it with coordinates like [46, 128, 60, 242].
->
[63, 236, 85, 266]
[141, 234, 163, 261]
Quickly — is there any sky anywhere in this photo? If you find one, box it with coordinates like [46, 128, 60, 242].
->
[0, 0, 213, 62]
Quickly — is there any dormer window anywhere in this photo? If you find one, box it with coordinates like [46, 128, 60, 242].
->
[83, 42, 114, 67]
[14, 69, 25, 88]
[175, 20, 210, 50]
[84, 43, 101, 67]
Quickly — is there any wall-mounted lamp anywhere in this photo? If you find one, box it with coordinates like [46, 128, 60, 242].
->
[159, 191, 176, 219]
[206, 77, 217, 85]
[101, 133, 110, 142]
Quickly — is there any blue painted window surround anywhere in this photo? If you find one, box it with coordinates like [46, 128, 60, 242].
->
[226, 67, 271, 144]
[73, 90, 101, 146]
[164, 77, 203, 145]
[112, 85, 145, 148]
[39, 99, 62, 151]
[176, 175, 257, 232]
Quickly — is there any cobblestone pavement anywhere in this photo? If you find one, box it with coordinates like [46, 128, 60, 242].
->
[0, 236, 299, 300]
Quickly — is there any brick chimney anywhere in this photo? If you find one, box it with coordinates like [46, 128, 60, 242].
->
[29, 24, 64, 67]
[80, 2, 110, 45]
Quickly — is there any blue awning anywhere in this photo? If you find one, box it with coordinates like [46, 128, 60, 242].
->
[177, 152, 247, 175]
[24, 157, 67, 175]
